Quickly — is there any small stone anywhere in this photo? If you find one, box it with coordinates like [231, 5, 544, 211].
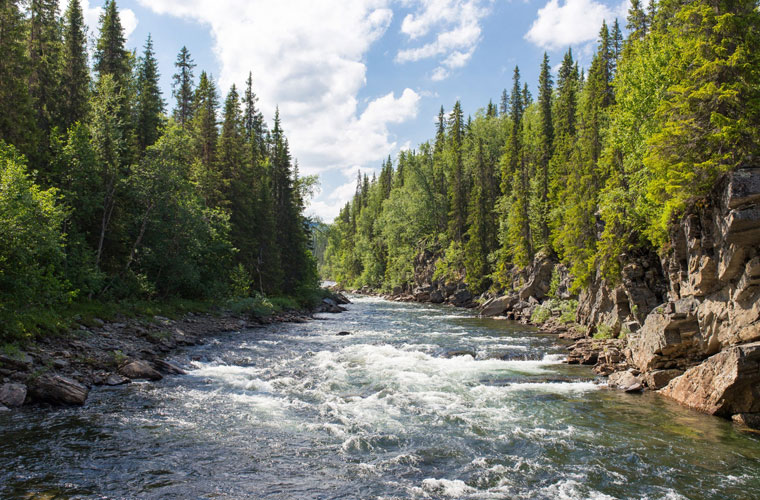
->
[0, 383, 27, 407]
[119, 360, 163, 381]
[105, 374, 131, 386]
[0, 404, 10, 412]
[52, 359, 69, 370]
[336, 331, 352, 336]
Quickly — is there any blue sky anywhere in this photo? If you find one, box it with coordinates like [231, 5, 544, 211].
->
[81, 0, 628, 221]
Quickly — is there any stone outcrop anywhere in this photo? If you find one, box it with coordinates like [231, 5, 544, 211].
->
[621, 167, 760, 424]
[659, 342, 760, 417]
[577, 252, 666, 337]
[29, 375, 88, 406]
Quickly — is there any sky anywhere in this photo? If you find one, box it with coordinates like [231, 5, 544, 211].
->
[81, 0, 629, 222]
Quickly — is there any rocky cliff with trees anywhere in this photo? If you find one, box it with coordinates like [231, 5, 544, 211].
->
[321, 0, 760, 425]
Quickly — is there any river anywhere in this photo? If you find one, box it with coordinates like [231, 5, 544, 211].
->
[2, 295, 760, 499]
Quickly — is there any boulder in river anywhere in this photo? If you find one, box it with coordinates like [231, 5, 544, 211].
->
[659, 341, 760, 417]
[443, 350, 476, 359]
[30, 375, 88, 405]
[153, 359, 187, 375]
[336, 331, 352, 336]
[607, 370, 643, 392]
[105, 374, 131, 386]
[119, 360, 163, 381]
[0, 383, 27, 407]
[479, 295, 517, 317]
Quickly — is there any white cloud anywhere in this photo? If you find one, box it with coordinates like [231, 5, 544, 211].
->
[138, 0, 421, 221]
[525, 0, 628, 50]
[79, 0, 138, 42]
[396, 0, 491, 80]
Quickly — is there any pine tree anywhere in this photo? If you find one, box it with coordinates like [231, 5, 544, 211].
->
[191, 71, 221, 204]
[446, 101, 466, 242]
[58, 0, 90, 132]
[627, 0, 648, 41]
[536, 53, 554, 249]
[172, 46, 195, 128]
[0, 0, 36, 157]
[27, 0, 62, 154]
[464, 139, 492, 292]
[135, 35, 164, 153]
[94, 0, 130, 88]
[499, 89, 508, 116]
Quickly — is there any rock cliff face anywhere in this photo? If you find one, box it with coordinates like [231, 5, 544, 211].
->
[625, 168, 760, 422]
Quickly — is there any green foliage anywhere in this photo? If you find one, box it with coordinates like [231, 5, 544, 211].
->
[593, 323, 614, 339]
[0, 143, 70, 340]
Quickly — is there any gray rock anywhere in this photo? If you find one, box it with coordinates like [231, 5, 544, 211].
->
[607, 370, 643, 392]
[153, 359, 186, 375]
[443, 350, 476, 359]
[0, 352, 33, 371]
[479, 295, 517, 317]
[0, 404, 9, 412]
[660, 341, 760, 416]
[119, 360, 163, 381]
[105, 374, 131, 386]
[0, 383, 27, 407]
[30, 375, 88, 405]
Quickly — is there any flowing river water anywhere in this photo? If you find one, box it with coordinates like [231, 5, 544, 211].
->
[2, 295, 760, 499]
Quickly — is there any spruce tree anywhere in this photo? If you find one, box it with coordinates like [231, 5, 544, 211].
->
[446, 101, 466, 242]
[172, 46, 195, 128]
[0, 0, 36, 157]
[536, 53, 554, 249]
[191, 71, 221, 204]
[135, 35, 164, 153]
[94, 0, 130, 89]
[27, 0, 62, 156]
[58, 0, 90, 132]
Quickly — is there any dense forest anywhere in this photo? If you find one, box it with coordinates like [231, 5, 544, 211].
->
[322, 0, 760, 295]
[0, 0, 319, 340]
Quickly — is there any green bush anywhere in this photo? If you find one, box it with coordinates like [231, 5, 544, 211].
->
[0, 143, 70, 341]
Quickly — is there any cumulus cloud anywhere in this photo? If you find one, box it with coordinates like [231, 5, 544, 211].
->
[138, 0, 423, 220]
[525, 0, 628, 50]
[80, 0, 138, 41]
[396, 0, 491, 80]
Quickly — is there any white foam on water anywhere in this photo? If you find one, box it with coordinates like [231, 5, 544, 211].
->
[418, 478, 476, 497]
[501, 381, 600, 393]
[536, 479, 617, 500]
[188, 363, 273, 393]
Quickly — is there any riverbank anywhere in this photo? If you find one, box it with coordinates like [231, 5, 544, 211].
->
[0, 291, 350, 411]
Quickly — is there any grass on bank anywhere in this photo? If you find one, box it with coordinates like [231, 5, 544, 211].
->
[1, 286, 335, 347]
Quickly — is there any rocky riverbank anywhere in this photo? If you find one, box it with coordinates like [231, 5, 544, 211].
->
[0, 293, 350, 411]
[341, 167, 760, 429]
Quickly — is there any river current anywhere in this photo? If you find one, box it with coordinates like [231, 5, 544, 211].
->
[2, 296, 760, 499]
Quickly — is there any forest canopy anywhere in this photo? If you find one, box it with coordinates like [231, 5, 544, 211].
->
[0, 0, 319, 340]
[321, 0, 760, 294]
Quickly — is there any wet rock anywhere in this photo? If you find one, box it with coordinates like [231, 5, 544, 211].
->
[644, 369, 683, 390]
[0, 404, 9, 412]
[659, 341, 760, 417]
[448, 290, 474, 307]
[566, 339, 599, 365]
[30, 375, 88, 405]
[153, 359, 187, 375]
[607, 370, 643, 392]
[119, 360, 163, 381]
[731, 413, 760, 429]
[443, 350, 476, 359]
[336, 331, 352, 336]
[105, 374, 131, 386]
[0, 383, 27, 407]
[479, 295, 517, 317]
[430, 289, 444, 303]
